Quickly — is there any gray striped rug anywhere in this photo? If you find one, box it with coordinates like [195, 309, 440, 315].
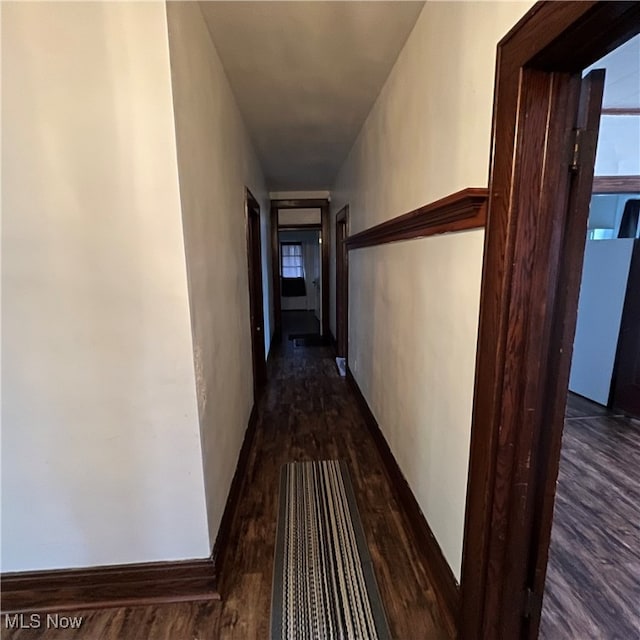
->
[271, 460, 391, 640]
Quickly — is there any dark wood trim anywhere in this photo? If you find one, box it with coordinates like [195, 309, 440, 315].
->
[345, 188, 487, 250]
[461, 3, 640, 640]
[600, 107, 640, 115]
[1, 402, 263, 613]
[335, 205, 349, 360]
[592, 175, 640, 193]
[246, 188, 267, 396]
[277, 224, 322, 230]
[211, 401, 260, 595]
[345, 367, 459, 638]
[270, 198, 328, 209]
[0, 557, 218, 614]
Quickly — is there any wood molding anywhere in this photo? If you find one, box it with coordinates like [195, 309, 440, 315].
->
[270, 198, 328, 209]
[345, 188, 487, 250]
[0, 557, 218, 613]
[600, 107, 640, 115]
[592, 175, 640, 193]
[461, 3, 640, 639]
[277, 224, 322, 230]
[335, 205, 349, 360]
[1, 403, 262, 613]
[345, 368, 459, 637]
[211, 401, 260, 595]
[246, 188, 267, 395]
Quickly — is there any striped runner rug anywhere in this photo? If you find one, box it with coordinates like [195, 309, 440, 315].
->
[271, 460, 391, 640]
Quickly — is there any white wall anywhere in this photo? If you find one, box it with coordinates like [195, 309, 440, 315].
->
[588, 194, 636, 234]
[595, 115, 640, 176]
[165, 2, 270, 548]
[569, 240, 634, 405]
[278, 208, 321, 226]
[1, 1, 210, 571]
[330, 0, 533, 579]
[270, 190, 330, 200]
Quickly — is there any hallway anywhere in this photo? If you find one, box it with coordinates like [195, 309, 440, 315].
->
[3, 343, 450, 640]
[9, 3, 640, 638]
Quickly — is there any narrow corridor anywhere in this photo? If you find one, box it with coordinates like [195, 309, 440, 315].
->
[4, 340, 450, 640]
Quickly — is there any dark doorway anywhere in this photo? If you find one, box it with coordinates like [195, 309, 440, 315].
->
[610, 240, 640, 416]
[335, 205, 349, 359]
[246, 188, 267, 398]
[460, 3, 640, 640]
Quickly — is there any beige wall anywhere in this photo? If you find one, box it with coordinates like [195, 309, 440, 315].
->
[1, 1, 210, 571]
[278, 208, 322, 226]
[166, 1, 270, 547]
[330, 1, 534, 579]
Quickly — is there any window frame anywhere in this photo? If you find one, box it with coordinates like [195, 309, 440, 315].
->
[280, 242, 304, 279]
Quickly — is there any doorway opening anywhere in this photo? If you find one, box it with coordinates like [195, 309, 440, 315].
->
[270, 198, 331, 345]
[279, 229, 322, 344]
[539, 35, 640, 639]
[460, 4, 640, 639]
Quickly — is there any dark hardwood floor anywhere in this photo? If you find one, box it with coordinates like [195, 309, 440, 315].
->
[281, 309, 320, 339]
[2, 320, 449, 639]
[540, 393, 640, 639]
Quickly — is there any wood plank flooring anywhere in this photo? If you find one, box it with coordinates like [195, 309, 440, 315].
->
[2, 314, 449, 639]
[540, 394, 640, 639]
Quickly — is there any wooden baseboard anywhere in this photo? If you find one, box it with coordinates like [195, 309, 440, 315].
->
[1, 401, 262, 613]
[346, 367, 460, 636]
[0, 556, 218, 614]
[210, 401, 260, 595]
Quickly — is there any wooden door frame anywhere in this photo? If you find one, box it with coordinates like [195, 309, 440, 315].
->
[270, 198, 331, 339]
[460, 3, 640, 639]
[335, 205, 349, 358]
[246, 188, 267, 398]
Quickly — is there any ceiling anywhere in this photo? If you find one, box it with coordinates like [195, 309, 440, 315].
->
[586, 33, 640, 108]
[200, 1, 425, 190]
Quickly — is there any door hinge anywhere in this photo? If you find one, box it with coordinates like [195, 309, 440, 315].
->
[570, 128, 583, 172]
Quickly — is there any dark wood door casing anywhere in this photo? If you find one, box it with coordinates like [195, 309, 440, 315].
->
[460, 3, 640, 639]
[246, 189, 267, 397]
[524, 67, 606, 639]
[335, 206, 349, 358]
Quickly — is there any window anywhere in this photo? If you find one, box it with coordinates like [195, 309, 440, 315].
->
[281, 243, 304, 278]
